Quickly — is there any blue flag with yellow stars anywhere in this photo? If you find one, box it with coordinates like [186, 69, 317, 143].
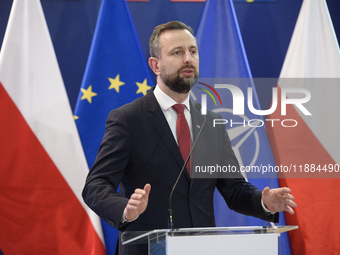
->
[74, 0, 153, 253]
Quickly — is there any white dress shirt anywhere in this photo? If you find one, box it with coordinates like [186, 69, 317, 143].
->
[153, 85, 193, 143]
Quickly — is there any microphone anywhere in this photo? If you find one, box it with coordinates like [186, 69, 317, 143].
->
[168, 103, 207, 231]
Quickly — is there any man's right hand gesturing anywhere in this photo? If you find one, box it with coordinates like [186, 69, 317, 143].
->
[124, 184, 151, 222]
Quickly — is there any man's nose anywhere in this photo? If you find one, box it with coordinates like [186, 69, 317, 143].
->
[183, 50, 193, 65]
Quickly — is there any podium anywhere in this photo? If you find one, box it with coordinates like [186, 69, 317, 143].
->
[121, 226, 298, 255]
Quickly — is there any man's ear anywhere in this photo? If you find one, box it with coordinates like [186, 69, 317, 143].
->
[149, 57, 161, 75]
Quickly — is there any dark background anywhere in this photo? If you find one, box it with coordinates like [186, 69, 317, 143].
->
[0, 0, 339, 111]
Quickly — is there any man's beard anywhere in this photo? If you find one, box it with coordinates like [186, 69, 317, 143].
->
[160, 65, 198, 94]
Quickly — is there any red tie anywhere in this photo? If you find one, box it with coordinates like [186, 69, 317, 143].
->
[172, 104, 191, 175]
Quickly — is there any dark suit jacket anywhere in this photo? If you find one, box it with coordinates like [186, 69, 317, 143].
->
[82, 88, 278, 255]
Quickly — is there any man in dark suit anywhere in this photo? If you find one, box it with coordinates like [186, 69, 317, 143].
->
[82, 21, 297, 255]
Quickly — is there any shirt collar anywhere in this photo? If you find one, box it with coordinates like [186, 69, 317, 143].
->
[154, 85, 190, 112]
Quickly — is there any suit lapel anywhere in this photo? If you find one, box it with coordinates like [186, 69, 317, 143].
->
[189, 100, 206, 188]
[190, 100, 205, 143]
[145, 89, 187, 176]
[144, 90, 205, 183]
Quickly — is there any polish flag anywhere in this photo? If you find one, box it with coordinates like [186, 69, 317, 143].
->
[0, 0, 106, 254]
[266, 0, 340, 254]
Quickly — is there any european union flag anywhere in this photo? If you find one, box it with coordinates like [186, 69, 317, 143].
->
[74, 0, 153, 253]
[194, 0, 291, 254]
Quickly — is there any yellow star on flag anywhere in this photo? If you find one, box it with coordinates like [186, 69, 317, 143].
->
[81, 85, 97, 103]
[108, 74, 125, 92]
[73, 115, 79, 120]
[136, 79, 151, 96]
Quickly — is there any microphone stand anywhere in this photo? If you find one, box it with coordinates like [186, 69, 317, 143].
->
[168, 107, 206, 232]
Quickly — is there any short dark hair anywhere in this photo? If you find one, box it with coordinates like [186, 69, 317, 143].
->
[149, 21, 195, 58]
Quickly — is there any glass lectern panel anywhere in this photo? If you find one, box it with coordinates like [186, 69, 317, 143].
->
[121, 226, 298, 245]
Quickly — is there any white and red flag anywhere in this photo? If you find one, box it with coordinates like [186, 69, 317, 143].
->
[0, 0, 106, 254]
[266, 0, 340, 254]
